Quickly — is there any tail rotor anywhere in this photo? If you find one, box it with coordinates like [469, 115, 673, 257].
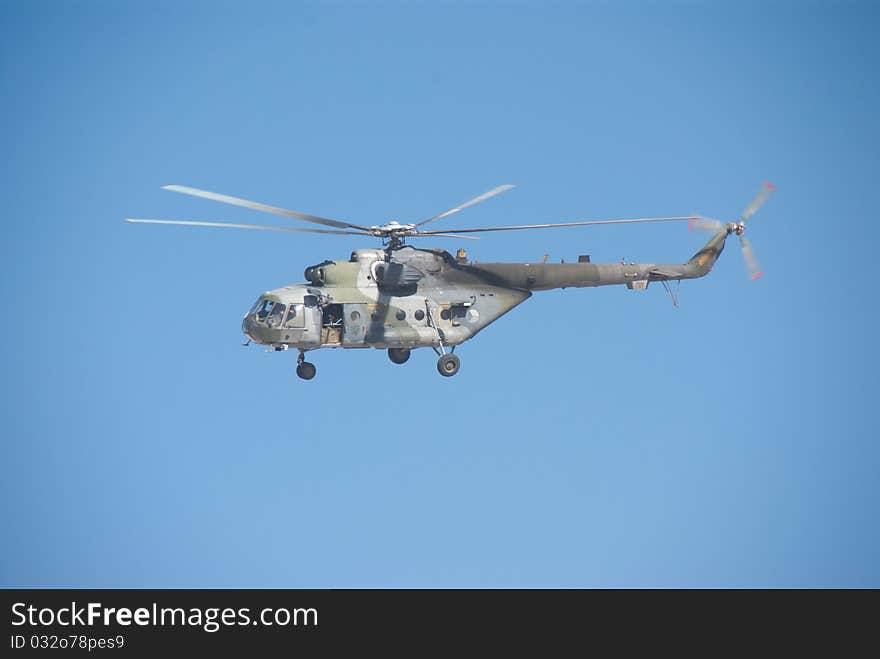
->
[689, 181, 775, 280]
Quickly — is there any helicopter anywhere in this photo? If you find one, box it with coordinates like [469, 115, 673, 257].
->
[127, 181, 774, 379]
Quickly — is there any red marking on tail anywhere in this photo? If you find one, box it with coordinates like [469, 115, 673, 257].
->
[764, 181, 776, 191]
[751, 270, 765, 280]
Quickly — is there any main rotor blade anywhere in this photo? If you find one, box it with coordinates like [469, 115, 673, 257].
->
[162, 185, 372, 232]
[415, 184, 515, 228]
[739, 234, 764, 280]
[740, 181, 776, 223]
[416, 216, 694, 234]
[410, 232, 480, 240]
[125, 218, 367, 236]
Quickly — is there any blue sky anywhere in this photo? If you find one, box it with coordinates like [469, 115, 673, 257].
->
[2, 0, 877, 587]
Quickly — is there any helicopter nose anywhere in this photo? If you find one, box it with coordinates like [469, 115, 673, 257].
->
[242, 314, 257, 340]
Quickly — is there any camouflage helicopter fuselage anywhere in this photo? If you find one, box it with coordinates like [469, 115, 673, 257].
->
[241, 229, 729, 376]
[128, 180, 773, 378]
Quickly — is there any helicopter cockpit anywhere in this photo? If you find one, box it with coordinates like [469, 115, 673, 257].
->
[243, 285, 357, 351]
[246, 298, 305, 328]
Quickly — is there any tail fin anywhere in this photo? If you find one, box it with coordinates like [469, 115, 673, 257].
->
[686, 229, 729, 274]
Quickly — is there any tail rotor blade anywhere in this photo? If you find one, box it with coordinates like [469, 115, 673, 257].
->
[739, 234, 764, 280]
[688, 215, 725, 232]
[740, 181, 776, 223]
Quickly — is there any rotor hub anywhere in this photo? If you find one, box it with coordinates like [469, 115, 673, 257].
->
[365, 221, 419, 250]
[726, 221, 745, 236]
[370, 221, 416, 236]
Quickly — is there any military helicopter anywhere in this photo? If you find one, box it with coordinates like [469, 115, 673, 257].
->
[127, 181, 774, 379]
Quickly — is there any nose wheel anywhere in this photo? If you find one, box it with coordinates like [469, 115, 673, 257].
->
[296, 351, 316, 380]
[436, 353, 460, 377]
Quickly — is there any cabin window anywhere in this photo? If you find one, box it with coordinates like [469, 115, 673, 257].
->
[414, 309, 425, 321]
[284, 304, 304, 328]
[396, 309, 406, 321]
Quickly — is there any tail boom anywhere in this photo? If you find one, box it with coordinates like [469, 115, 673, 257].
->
[463, 229, 730, 291]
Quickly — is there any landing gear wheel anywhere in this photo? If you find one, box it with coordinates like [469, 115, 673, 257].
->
[437, 354, 460, 377]
[388, 348, 411, 364]
[296, 362, 316, 380]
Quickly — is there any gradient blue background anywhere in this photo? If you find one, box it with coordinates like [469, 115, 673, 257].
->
[2, 1, 877, 587]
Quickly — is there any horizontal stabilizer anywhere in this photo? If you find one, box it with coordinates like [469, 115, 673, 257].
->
[650, 266, 685, 279]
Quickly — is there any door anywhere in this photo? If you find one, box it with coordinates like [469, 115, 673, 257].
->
[321, 304, 343, 345]
[343, 303, 367, 346]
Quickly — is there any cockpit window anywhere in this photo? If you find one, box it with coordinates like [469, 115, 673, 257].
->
[248, 298, 262, 315]
[256, 299, 275, 321]
[284, 304, 304, 328]
[266, 302, 286, 328]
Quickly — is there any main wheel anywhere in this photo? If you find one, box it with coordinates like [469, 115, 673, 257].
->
[388, 348, 411, 364]
[436, 354, 460, 377]
[296, 361, 316, 380]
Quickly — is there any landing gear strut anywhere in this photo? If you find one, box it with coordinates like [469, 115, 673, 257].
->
[296, 351, 316, 380]
[388, 348, 411, 364]
[437, 353, 460, 377]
